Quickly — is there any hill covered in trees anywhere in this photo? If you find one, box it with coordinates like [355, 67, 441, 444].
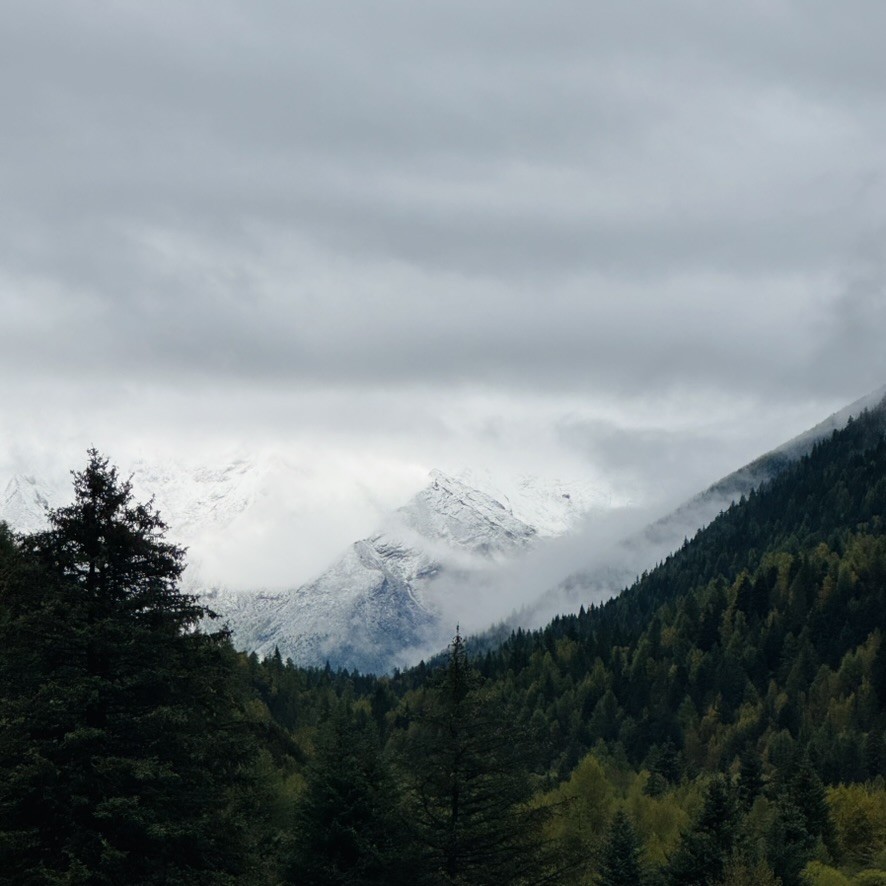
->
[5, 400, 886, 883]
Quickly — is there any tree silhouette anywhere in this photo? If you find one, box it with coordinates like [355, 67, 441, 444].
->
[598, 810, 644, 886]
[397, 630, 556, 885]
[0, 451, 264, 884]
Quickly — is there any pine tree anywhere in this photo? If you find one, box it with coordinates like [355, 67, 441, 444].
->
[0, 451, 266, 885]
[666, 776, 739, 886]
[736, 746, 765, 811]
[287, 699, 414, 886]
[397, 630, 556, 885]
[766, 796, 817, 886]
[598, 810, 644, 886]
[761, 752, 840, 886]
[790, 754, 839, 858]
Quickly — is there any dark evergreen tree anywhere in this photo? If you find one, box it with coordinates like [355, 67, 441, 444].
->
[644, 740, 682, 797]
[766, 797, 817, 886]
[0, 452, 266, 885]
[396, 630, 557, 885]
[598, 810, 644, 886]
[736, 746, 764, 811]
[771, 752, 838, 860]
[287, 699, 414, 886]
[666, 776, 739, 886]
[864, 726, 886, 779]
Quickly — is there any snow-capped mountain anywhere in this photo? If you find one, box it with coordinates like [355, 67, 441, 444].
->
[1, 473, 62, 535]
[0, 456, 604, 673]
[2, 455, 300, 540]
[202, 470, 606, 673]
[450, 468, 611, 537]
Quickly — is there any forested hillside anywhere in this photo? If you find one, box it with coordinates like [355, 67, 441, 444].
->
[4, 402, 886, 884]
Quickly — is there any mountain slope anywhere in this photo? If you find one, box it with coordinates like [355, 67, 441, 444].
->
[215, 388, 886, 672]
[521, 385, 886, 626]
[1, 474, 59, 535]
[461, 392, 886, 787]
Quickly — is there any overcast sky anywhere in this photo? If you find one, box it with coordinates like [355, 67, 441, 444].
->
[2, 0, 885, 560]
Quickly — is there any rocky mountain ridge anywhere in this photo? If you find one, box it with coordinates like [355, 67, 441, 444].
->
[201, 469, 604, 673]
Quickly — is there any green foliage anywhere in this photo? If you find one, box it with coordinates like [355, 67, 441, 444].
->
[780, 755, 840, 861]
[542, 753, 617, 868]
[395, 631, 558, 885]
[286, 699, 413, 886]
[768, 796, 819, 886]
[720, 859, 782, 886]
[598, 810, 644, 886]
[801, 860, 852, 886]
[665, 776, 739, 886]
[828, 783, 886, 867]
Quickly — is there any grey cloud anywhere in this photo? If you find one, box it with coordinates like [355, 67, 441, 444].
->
[812, 245, 886, 395]
[556, 417, 743, 506]
[5, 0, 885, 634]
[1, 0, 884, 417]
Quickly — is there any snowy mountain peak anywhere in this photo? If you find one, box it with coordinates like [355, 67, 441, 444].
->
[393, 470, 536, 558]
[206, 466, 603, 672]
[453, 467, 613, 536]
[4, 388, 886, 674]
[1, 473, 63, 535]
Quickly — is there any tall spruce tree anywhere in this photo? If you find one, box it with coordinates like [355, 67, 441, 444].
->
[286, 697, 415, 886]
[396, 630, 557, 885]
[0, 452, 265, 885]
[666, 776, 739, 886]
[598, 810, 644, 886]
